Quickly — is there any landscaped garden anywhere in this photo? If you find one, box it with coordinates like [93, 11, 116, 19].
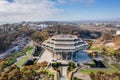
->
[6, 46, 33, 66]
[16, 47, 33, 68]
[89, 71, 120, 80]
[79, 69, 119, 74]
[72, 67, 120, 80]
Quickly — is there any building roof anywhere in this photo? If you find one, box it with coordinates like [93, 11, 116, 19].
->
[52, 34, 77, 39]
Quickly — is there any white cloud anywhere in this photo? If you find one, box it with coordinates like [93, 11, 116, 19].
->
[71, 0, 94, 3]
[0, 0, 95, 22]
[0, 0, 63, 22]
[57, 0, 95, 4]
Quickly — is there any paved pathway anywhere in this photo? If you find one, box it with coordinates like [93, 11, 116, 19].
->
[37, 49, 53, 63]
[74, 73, 91, 80]
[73, 67, 91, 80]
[60, 66, 67, 80]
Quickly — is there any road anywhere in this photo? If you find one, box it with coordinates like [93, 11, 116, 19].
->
[0, 41, 33, 59]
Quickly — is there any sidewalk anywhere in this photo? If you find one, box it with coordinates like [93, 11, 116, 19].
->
[37, 49, 53, 63]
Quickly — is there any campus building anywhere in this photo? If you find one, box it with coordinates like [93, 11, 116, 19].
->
[42, 34, 86, 60]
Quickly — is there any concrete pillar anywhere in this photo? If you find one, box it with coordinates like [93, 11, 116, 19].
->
[56, 53, 58, 59]
[53, 52, 56, 58]
[60, 53, 61, 59]
[52, 53, 54, 58]
[68, 52, 71, 60]
[62, 53, 63, 60]
[58, 53, 60, 59]
[55, 53, 57, 58]
[57, 53, 59, 59]
[61, 53, 62, 60]
[71, 52, 73, 60]
[67, 53, 69, 60]
[66, 53, 68, 60]
[66, 53, 67, 60]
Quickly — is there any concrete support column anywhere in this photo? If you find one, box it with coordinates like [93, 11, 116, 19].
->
[52, 53, 54, 58]
[53, 52, 56, 58]
[57, 53, 59, 59]
[60, 53, 61, 59]
[66, 53, 68, 60]
[61, 53, 63, 60]
[56, 53, 58, 59]
[68, 52, 71, 60]
[58, 53, 60, 60]
[66, 53, 67, 60]
[67, 53, 69, 60]
[71, 52, 73, 60]
[55, 53, 57, 58]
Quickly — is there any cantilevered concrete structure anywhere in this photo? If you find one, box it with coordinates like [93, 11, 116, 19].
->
[42, 34, 86, 60]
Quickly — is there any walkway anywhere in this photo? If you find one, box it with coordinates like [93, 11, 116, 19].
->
[73, 67, 91, 80]
[60, 66, 68, 80]
[37, 49, 53, 63]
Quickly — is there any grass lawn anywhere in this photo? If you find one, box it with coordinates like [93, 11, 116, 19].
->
[79, 68, 119, 75]
[103, 58, 119, 71]
[6, 46, 33, 66]
[79, 58, 119, 74]
[16, 47, 33, 68]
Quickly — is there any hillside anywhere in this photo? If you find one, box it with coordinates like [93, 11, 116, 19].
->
[95, 32, 120, 49]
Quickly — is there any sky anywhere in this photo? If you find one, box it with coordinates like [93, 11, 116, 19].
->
[0, 0, 120, 23]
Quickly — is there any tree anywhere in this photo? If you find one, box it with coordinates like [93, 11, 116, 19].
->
[38, 61, 48, 68]
[31, 31, 43, 42]
[0, 61, 54, 80]
[0, 60, 7, 72]
[31, 30, 50, 43]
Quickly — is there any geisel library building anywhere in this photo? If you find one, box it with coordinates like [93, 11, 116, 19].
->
[42, 34, 86, 60]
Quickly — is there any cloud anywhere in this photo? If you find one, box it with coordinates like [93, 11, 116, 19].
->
[71, 0, 94, 3]
[0, 0, 95, 22]
[0, 0, 63, 22]
[57, 0, 95, 4]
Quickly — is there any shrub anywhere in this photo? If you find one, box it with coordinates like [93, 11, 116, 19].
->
[84, 63, 96, 68]
[51, 62, 61, 68]
[68, 62, 75, 68]
[38, 61, 48, 67]
[73, 77, 83, 80]
[68, 62, 75, 72]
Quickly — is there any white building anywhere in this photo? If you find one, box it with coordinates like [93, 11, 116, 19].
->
[116, 31, 120, 35]
[42, 34, 86, 60]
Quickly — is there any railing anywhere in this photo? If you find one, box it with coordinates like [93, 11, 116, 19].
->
[53, 49, 75, 52]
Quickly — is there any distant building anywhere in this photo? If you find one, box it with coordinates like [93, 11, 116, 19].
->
[37, 24, 49, 30]
[115, 24, 120, 27]
[42, 34, 86, 60]
[116, 31, 120, 35]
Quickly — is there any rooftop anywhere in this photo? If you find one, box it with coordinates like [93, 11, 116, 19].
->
[52, 34, 77, 39]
